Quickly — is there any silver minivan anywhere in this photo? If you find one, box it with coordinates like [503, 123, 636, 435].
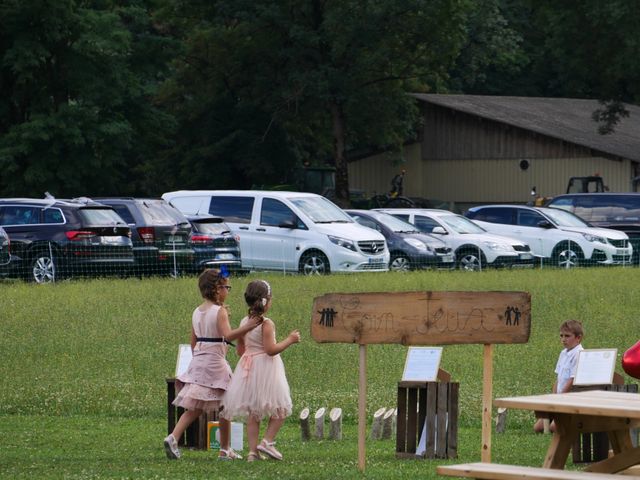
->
[162, 190, 389, 274]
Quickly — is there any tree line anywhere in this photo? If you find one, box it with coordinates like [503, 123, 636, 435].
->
[1, 0, 638, 204]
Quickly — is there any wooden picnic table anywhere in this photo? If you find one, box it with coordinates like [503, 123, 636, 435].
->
[494, 390, 640, 474]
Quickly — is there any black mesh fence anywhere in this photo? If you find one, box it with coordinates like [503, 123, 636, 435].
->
[0, 239, 637, 284]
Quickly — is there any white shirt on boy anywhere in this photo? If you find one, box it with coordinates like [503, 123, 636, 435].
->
[555, 343, 584, 393]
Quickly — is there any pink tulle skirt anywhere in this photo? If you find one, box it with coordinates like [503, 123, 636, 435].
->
[221, 352, 292, 421]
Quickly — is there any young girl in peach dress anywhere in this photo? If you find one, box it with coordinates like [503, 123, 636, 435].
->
[221, 280, 300, 462]
[163, 268, 262, 460]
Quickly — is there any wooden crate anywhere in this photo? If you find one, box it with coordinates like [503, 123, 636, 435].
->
[166, 378, 218, 449]
[570, 383, 638, 463]
[396, 381, 459, 459]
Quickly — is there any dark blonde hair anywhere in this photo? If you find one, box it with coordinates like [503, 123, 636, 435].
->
[244, 280, 271, 318]
[198, 268, 227, 303]
[560, 319, 584, 338]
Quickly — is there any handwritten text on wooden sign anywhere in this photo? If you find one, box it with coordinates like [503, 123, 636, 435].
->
[311, 291, 530, 345]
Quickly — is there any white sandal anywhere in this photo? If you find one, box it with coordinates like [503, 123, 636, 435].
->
[218, 448, 242, 460]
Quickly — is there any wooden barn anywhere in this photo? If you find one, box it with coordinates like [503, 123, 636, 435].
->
[348, 94, 640, 210]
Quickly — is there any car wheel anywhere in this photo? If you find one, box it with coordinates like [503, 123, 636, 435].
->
[553, 242, 583, 268]
[390, 254, 411, 272]
[457, 250, 484, 271]
[299, 251, 330, 275]
[30, 252, 57, 283]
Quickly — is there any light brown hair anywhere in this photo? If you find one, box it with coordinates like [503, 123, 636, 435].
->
[244, 280, 271, 318]
[560, 319, 584, 338]
[198, 268, 227, 303]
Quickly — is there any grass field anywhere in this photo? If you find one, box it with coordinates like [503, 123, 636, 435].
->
[1, 267, 639, 478]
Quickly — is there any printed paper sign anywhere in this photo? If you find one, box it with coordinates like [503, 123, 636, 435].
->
[402, 347, 443, 382]
[574, 349, 617, 386]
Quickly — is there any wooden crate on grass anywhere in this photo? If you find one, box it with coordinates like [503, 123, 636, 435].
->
[396, 380, 459, 459]
[166, 378, 218, 449]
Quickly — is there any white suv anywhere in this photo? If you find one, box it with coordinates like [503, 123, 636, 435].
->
[376, 208, 534, 270]
[465, 205, 633, 268]
[162, 190, 389, 274]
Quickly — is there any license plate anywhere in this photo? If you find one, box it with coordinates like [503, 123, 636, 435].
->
[616, 249, 629, 255]
[101, 236, 124, 245]
[519, 253, 534, 260]
[441, 254, 454, 262]
[368, 257, 384, 264]
[217, 253, 235, 260]
[167, 235, 182, 243]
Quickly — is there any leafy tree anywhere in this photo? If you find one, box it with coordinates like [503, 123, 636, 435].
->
[158, 0, 502, 204]
[0, 0, 177, 197]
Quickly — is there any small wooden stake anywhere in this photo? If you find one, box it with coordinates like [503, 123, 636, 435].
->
[300, 407, 310, 441]
[382, 408, 396, 439]
[329, 407, 343, 440]
[370, 407, 387, 440]
[495, 407, 507, 433]
[314, 407, 326, 439]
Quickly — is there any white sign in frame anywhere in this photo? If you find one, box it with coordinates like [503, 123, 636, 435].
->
[176, 344, 193, 377]
[574, 348, 617, 386]
[402, 347, 443, 382]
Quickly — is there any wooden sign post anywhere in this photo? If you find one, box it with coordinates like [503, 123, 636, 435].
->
[311, 290, 531, 472]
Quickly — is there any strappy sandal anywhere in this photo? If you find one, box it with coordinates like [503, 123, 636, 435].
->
[247, 451, 261, 462]
[218, 448, 242, 460]
[257, 439, 282, 460]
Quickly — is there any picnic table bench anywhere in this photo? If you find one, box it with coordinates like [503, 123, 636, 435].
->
[437, 462, 640, 480]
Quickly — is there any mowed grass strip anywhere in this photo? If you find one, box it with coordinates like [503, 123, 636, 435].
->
[0, 268, 638, 478]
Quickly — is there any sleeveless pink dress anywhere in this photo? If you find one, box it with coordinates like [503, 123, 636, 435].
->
[173, 304, 232, 413]
[221, 317, 292, 420]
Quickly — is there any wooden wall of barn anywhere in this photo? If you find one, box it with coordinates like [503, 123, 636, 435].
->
[348, 103, 635, 209]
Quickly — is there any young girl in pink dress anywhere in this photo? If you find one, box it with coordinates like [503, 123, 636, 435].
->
[163, 268, 262, 460]
[221, 280, 300, 462]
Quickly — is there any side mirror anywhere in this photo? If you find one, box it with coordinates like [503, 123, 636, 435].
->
[537, 220, 553, 229]
[278, 218, 297, 229]
[431, 226, 447, 235]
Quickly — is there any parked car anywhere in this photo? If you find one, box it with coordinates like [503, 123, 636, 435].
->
[465, 205, 633, 268]
[185, 214, 242, 273]
[545, 193, 640, 262]
[345, 209, 455, 271]
[0, 226, 11, 277]
[376, 208, 534, 271]
[0, 198, 134, 283]
[162, 190, 389, 274]
[93, 197, 194, 276]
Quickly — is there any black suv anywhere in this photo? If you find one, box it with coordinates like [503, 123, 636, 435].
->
[93, 198, 194, 275]
[0, 226, 11, 277]
[186, 215, 242, 273]
[0, 198, 134, 283]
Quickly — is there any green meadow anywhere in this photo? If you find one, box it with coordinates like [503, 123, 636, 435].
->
[1, 268, 639, 479]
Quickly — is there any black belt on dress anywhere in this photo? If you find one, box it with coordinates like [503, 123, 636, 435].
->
[196, 336, 235, 347]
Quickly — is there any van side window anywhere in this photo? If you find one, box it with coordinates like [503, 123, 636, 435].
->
[261, 198, 305, 229]
[209, 196, 254, 224]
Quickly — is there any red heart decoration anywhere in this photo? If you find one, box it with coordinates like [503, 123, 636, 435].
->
[622, 340, 640, 380]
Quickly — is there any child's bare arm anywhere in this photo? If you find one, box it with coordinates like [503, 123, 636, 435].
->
[236, 336, 246, 357]
[190, 327, 197, 351]
[217, 308, 263, 341]
[262, 319, 300, 356]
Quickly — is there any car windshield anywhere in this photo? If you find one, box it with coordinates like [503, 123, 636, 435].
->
[541, 208, 589, 227]
[373, 212, 419, 233]
[140, 201, 190, 226]
[289, 196, 353, 223]
[440, 214, 486, 234]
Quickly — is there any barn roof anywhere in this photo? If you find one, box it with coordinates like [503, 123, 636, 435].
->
[413, 94, 640, 162]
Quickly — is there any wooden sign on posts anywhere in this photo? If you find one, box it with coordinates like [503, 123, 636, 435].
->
[311, 291, 530, 345]
[311, 290, 531, 473]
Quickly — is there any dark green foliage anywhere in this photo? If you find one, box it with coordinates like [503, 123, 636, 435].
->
[0, 0, 177, 197]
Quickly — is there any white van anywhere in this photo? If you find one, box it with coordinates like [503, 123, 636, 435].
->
[162, 190, 389, 274]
